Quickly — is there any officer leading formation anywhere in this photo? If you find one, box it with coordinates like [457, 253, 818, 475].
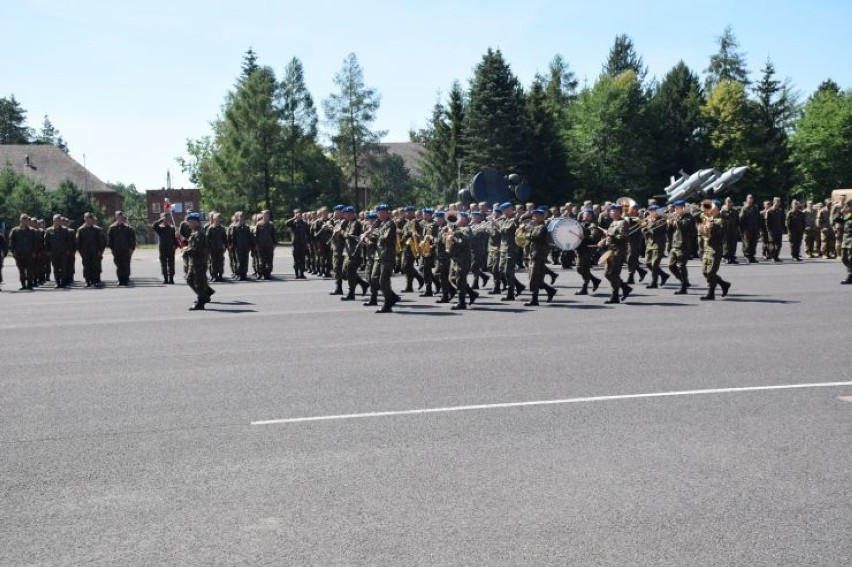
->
[2, 195, 849, 310]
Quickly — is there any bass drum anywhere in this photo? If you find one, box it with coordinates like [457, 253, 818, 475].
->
[547, 217, 584, 251]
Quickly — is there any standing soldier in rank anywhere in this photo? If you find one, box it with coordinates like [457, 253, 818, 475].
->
[9, 214, 37, 290]
[803, 201, 820, 258]
[151, 212, 178, 284]
[523, 207, 557, 306]
[284, 210, 311, 279]
[720, 197, 740, 264]
[228, 211, 255, 281]
[817, 199, 835, 259]
[698, 200, 731, 300]
[786, 200, 806, 261]
[765, 197, 786, 262]
[206, 212, 227, 282]
[739, 194, 761, 263]
[254, 209, 276, 280]
[831, 199, 846, 260]
[76, 213, 106, 287]
[0, 228, 7, 290]
[107, 211, 136, 286]
[44, 214, 74, 288]
[838, 201, 852, 285]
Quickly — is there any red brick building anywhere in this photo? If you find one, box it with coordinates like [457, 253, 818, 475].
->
[145, 188, 202, 224]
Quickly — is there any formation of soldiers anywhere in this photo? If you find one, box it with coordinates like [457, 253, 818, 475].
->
[2, 195, 850, 309]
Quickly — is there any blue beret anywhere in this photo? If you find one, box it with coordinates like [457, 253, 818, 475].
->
[375, 204, 390, 212]
[342, 206, 354, 213]
[647, 205, 659, 212]
[673, 200, 685, 207]
[434, 211, 446, 218]
[500, 202, 514, 210]
[366, 212, 378, 219]
[471, 210, 483, 216]
[532, 207, 547, 215]
[458, 211, 469, 218]
[186, 212, 201, 221]
[422, 208, 434, 215]
[609, 204, 623, 211]
[333, 204, 345, 211]
[404, 205, 416, 212]
[712, 199, 721, 207]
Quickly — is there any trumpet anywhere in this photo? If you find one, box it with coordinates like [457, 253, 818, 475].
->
[419, 233, 434, 256]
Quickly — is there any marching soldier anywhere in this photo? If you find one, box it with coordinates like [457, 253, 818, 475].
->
[698, 200, 731, 300]
[831, 199, 846, 259]
[720, 197, 740, 264]
[339, 206, 370, 301]
[364, 204, 398, 313]
[329, 205, 346, 294]
[574, 209, 602, 295]
[9, 214, 37, 290]
[44, 214, 74, 288]
[498, 202, 525, 301]
[817, 199, 835, 259]
[227, 212, 238, 278]
[433, 211, 456, 303]
[838, 201, 852, 284]
[183, 212, 213, 310]
[765, 197, 785, 262]
[786, 200, 806, 261]
[523, 207, 557, 306]
[284, 210, 311, 279]
[739, 194, 761, 263]
[151, 212, 178, 284]
[419, 208, 438, 297]
[642, 205, 671, 289]
[362, 211, 379, 292]
[446, 212, 479, 310]
[668, 200, 694, 295]
[0, 228, 7, 290]
[107, 211, 136, 286]
[35, 219, 48, 285]
[598, 204, 631, 304]
[206, 212, 227, 282]
[625, 203, 647, 284]
[469, 210, 491, 290]
[486, 207, 504, 295]
[400, 205, 425, 292]
[76, 212, 106, 287]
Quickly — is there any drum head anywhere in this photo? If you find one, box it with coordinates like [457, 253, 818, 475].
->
[547, 217, 584, 251]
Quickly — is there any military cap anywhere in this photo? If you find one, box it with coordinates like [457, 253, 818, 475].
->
[532, 207, 547, 215]
[375, 203, 390, 212]
[434, 210, 446, 218]
[500, 201, 514, 211]
[609, 204, 623, 211]
[342, 206, 355, 213]
[712, 199, 721, 206]
[333, 204, 345, 211]
[186, 212, 201, 221]
[647, 205, 660, 212]
[458, 211, 469, 218]
[422, 208, 434, 215]
[673, 200, 686, 207]
[366, 211, 378, 219]
[471, 210, 483, 217]
[404, 205, 416, 212]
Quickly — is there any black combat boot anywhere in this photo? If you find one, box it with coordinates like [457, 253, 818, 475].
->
[402, 282, 414, 293]
[719, 278, 731, 297]
[591, 276, 602, 292]
[419, 286, 434, 297]
[488, 282, 501, 295]
[376, 303, 393, 313]
[604, 291, 620, 304]
[660, 271, 670, 286]
[575, 284, 588, 295]
[621, 283, 633, 301]
[842, 275, 852, 285]
[545, 286, 556, 303]
[451, 295, 467, 310]
[700, 284, 716, 301]
[329, 282, 343, 295]
[550, 271, 559, 285]
[524, 294, 540, 307]
[638, 267, 648, 282]
[363, 295, 378, 306]
[188, 301, 206, 311]
[468, 289, 479, 304]
[341, 289, 356, 301]
[480, 273, 490, 288]
[359, 279, 370, 296]
[626, 274, 635, 285]
[674, 282, 688, 295]
[515, 282, 526, 296]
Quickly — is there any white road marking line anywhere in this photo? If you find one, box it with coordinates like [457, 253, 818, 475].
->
[252, 381, 852, 426]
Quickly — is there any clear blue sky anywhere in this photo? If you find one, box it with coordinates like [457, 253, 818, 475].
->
[3, 0, 850, 190]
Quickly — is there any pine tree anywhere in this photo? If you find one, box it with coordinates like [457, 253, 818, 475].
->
[0, 95, 32, 144]
[36, 115, 69, 152]
[463, 48, 530, 175]
[603, 34, 647, 83]
[526, 79, 572, 205]
[239, 48, 259, 85]
[705, 26, 750, 91]
[647, 62, 704, 189]
[280, 57, 319, 210]
[323, 53, 385, 206]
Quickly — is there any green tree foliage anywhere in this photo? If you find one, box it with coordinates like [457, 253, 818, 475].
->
[108, 182, 151, 237]
[705, 26, 750, 91]
[647, 62, 704, 189]
[748, 58, 799, 198]
[701, 80, 752, 172]
[463, 49, 530, 175]
[367, 152, 416, 206]
[414, 100, 454, 203]
[525, 79, 572, 205]
[35, 115, 69, 153]
[565, 70, 650, 200]
[790, 87, 852, 196]
[323, 53, 385, 205]
[0, 167, 48, 228]
[603, 34, 647, 83]
[0, 95, 33, 144]
[280, 57, 320, 211]
[47, 180, 91, 225]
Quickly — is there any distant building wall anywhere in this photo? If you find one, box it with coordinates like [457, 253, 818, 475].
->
[145, 189, 201, 224]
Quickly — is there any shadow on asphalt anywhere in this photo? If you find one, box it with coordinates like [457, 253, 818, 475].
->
[198, 308, 257, 313]
[722, 296, 798, 304]
[208, 300, 254, 306]
[547, 303, 609, 309]
[626, 302, 696, 307]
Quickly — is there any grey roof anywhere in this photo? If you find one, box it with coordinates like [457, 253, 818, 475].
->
[0, 144, 116, 194]
[381, 142, 425, 178]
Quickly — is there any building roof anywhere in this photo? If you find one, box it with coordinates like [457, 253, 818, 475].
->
[0, 144, 116, 194]
[381, 142, 425, 178]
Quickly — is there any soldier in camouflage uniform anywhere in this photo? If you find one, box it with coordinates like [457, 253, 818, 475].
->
[803, 201, 820, 258]
[419, 209, 438, 297]
[206, 212, 228, 282]
[0, 229, 7, 289]
[720, 197, 740, 264]
[107, 211, 136, 286]
[486, 208, 504, 295]
[253, 210, 276, 280]
[599, 204, 631, 304]
[831, 199, 846, 259]
[739, 194, 761, 263]
[469, 210, 491, 290]
[625, 204, 647, 285]
[642, 206, 670, 289]
[765, 197, 785, 262]
[698, 200, 731, 300]
[817, 200, 835, 259]
[228, 211, 255, 281]
[339, 207, 370, 301]
[433, 211, 456, 303]
[446, 212, 479, 310]
[838, 201, 852, 285]
[327, 205, 346, 294]
[668, 200, 694, 295]
[497, 202, 525, 301]
[400, 206, 425, 292]
[284, 210, 311, 279]
[183, 212, 213, 310]
[523, 207, 557, 306]
[365, 204, 398, 313]
[575, 209, 602, 295]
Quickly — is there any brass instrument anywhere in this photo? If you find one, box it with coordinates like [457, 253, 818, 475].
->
[514, 220, 533, 248]
[419, 234, 433, 257]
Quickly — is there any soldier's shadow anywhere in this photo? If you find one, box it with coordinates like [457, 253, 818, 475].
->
[721, 295, 798, 304]
[202, 307, 257, 313]
[208, 300, 254, 306]
[547, 303, 610, 310]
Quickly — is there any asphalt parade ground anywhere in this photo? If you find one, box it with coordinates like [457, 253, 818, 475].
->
[2, 247, 851, 566]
